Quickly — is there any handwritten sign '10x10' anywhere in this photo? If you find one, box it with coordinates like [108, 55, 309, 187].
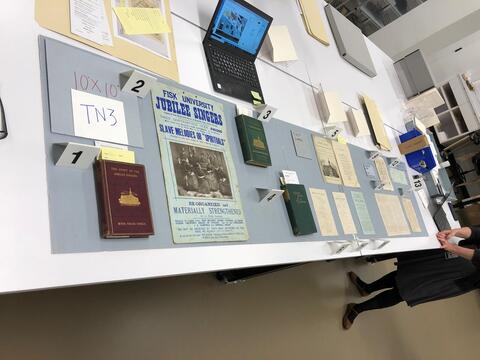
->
[71, 89, 129, 145]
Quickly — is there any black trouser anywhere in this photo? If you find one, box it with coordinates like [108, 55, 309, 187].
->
[355, 271, 404, 314]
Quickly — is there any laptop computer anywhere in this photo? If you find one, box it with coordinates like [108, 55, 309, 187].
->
[203, 0, 272, 104]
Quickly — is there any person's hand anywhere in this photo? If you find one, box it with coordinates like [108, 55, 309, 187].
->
[438, 237, 457, 253]
[436, 229, 458, 242]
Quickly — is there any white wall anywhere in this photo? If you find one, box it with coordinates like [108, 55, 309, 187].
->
[426, 28, 480, 84]
[369, 0, 480, 61]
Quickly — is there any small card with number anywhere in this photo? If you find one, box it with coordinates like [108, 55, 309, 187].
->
[55, 142, 100, 169]
[412, 175, 424, 191]
[120, 70, 157, 98]
[257, 188, 284, 204]
[326, 126, 342, 140]
[388, 158, 401, 168]
[369, 151, 381, 160]
[255, 103, 277, 122]
[328, 241, 351, 254]
[373, 180, 385, 190]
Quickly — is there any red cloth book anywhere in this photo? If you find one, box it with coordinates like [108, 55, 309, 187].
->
[95, 160, 154, 238]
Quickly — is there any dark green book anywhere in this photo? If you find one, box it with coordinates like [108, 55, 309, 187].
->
[281, 184, 317, 236]
[235, 115, 272, 167]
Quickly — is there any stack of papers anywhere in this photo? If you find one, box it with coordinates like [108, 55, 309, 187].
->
[297, 0, 329, 45]
[362, 94, 392, 151]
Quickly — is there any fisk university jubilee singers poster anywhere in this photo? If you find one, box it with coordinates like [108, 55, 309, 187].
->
[152, 82, 248, 243]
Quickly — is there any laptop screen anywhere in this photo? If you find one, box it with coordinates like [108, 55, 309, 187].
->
[209, 0, 270, 55]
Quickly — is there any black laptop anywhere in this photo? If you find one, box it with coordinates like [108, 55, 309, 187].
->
[203, 0, 273, 104]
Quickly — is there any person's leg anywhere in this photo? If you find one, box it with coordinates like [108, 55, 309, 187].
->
[343, 288, 403, 330]
[348, 270, 398, 296]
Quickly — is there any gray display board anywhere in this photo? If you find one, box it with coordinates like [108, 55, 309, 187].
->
[325, 4, 377, 78]
[39, 36, 427, 254]
[44, 37, 144, 148]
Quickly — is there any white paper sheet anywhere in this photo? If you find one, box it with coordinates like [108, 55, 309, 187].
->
[332, 192, 357, 235]
[71, 89, 128, 145]
[282, 170, 300, 185]
[70, 0, 113, 46]
[375, 194, 411, 236]
[310, 188, 338, 236]
[374, 157, 394, 191]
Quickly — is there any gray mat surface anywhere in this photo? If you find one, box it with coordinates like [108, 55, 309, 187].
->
[39, 37, 426, 254]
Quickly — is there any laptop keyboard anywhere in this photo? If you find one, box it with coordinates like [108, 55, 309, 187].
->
[210, 47, 260, 88]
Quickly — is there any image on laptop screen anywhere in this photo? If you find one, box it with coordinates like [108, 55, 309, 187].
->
[210, 0, 270, 55]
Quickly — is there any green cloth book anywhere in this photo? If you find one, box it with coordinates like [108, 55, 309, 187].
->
[235, 115, 272, 167]
[281, 183, 317, 236]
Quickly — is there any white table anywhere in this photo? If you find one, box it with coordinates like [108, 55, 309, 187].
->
[0, 0, 445, 294]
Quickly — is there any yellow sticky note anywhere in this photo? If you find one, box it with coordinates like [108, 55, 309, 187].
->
[253, 99, 262, 106]
[99, 147, 136, 164]
[337, 134, 348, 144]
[113, 7, 171, 35]
[250, 90, 262, 101]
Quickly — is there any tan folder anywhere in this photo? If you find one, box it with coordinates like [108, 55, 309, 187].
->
[35, 0, 179, 81]
[362, 95, 392, 151]
[298, 0, 329, 46]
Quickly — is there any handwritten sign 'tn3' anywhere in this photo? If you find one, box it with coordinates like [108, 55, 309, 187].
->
[71, 89, 129, 145]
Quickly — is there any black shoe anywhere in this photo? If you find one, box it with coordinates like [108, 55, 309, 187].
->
[348, 271, 370, 297]
[342, 303, 359, 330]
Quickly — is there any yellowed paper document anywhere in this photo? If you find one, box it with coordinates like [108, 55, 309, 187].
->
[402, 197, 422, 233]
[332, 192, 357, 234]
[113, 7, 171, 34]
[310, 188, 338, 236]
[70, 0, 113, 46]
[375, 194, 410, 236]
[363, 95, 391, 151]
[332, 141, 360, 188]
[374, 157, 394, 191]
[298, 0, 329, 45]
[313, 136, 342, 185]
[267, 25, 298, 62]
